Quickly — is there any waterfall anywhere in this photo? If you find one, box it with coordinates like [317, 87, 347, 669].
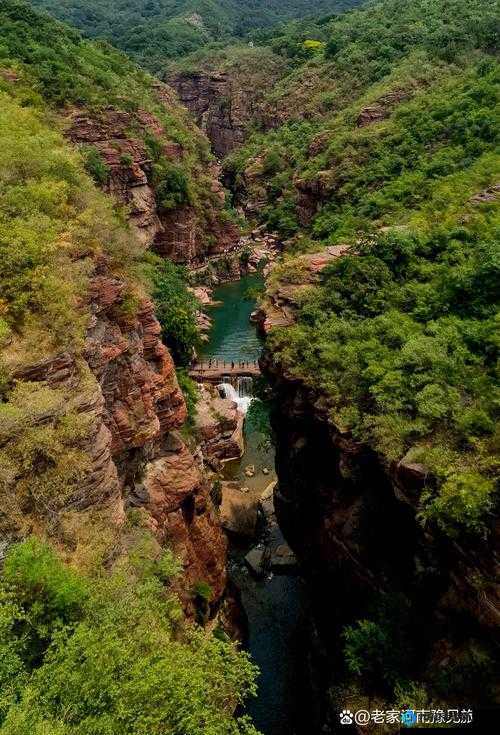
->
[237, 376, 253, 398]
[218, 379, 254, 415]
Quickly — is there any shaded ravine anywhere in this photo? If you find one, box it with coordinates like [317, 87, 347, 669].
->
[200, 274, 304, 735]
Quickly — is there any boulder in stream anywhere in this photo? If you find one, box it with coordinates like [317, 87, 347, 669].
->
[270, 544, 297, 573]
[244, 547, 267, 578]
[220, 482, 259, 537]
[259, 480, 277, 518]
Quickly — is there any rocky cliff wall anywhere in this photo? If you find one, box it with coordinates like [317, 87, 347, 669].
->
[86, 257, 227, 614]
[67, 97, 239, 265]
[169, 52, 287, 158]
[259, 260, 500, 731]
[3, 258, 226, 617]
[264, 358, 499, 729]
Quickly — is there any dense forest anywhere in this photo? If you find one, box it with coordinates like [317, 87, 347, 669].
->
[226, 0, 499, 537]
[28, 0, 363, 69]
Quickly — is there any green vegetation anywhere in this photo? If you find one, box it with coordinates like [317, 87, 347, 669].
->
[0, 2, 263, 733]
[0, 83, 141, 530]
[0, 537, 260, 734]
[82, 146, 110, 185]
[226, 0, 499, 536]
[0, 91, 133, 348]
[28, 0, 363, 70]
[150, 257, 201, 364]
[176, 368, 199, 430]
[341, 592, 498, 706]
[270, 216, 499, 535]
[0, 0, 229, 242]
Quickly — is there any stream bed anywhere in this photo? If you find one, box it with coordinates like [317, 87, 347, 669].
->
[200, 274, 304, 735]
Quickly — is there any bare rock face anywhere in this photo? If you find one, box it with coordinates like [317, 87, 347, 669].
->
[79, 261, 227, 614]
[67, 108, 163, 248]
[67, 104, 238, 264]
[171, 72, 247, 158]
[356, 89, 409, 127]
[194, 385, 244, 460]
[220, 481, 259, 538]
[169, 55, 286, 158]
[143, 433, 227, 611]
[62, 95, 233, 609]
[85, 270, 186, 454]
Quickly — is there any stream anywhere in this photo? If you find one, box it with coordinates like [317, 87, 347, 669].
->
[200, 274, 304, 735]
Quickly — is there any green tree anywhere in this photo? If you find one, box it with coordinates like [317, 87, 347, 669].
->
[150, 258, 201, 365]
[0, 538, 260, 735]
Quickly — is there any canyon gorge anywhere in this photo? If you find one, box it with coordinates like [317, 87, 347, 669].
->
[0, 1, 499, 734]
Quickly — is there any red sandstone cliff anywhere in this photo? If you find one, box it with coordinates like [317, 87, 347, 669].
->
[7, 252, 227, 615]
[168, 50, 287, 159]
[84, 258, 227, 612]
[66, 94, 238, 264]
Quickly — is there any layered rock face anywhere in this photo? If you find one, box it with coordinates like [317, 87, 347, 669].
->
[59, 95, 232, 608]
[67, 104, 238, 264]
[169, 55, 286, 158]
[194, 384, 244, 463]
[85, 268, 186, 453]
[171, 72, 249, 158]
[6, 250, 227, 614]
[82, 258, 227, 613]
[143, 432, 227, 613]
[11, 351, 120, 515]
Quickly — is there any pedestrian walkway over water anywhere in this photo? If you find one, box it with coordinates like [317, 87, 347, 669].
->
[189, 359, 260, 383]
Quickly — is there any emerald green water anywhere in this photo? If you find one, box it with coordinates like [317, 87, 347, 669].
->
[200, 274, 263, 363]
[199, 273, 303, 735]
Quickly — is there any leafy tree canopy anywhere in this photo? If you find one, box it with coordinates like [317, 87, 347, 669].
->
[0, 537, 260, 734]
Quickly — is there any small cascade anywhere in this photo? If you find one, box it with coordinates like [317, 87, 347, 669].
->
[218, 379, 254, 415]
[237, 376, 254, 398]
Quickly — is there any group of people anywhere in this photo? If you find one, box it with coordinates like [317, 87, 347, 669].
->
[206, 359, 256, 370]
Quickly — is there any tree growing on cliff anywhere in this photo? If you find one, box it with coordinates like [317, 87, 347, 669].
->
[150, 257, 201, 366]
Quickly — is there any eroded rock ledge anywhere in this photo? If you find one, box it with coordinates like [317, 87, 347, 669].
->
[67, 101, 238, 264]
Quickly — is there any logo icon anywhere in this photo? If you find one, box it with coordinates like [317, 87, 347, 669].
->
[340, 709, 353, 725]
[401, 709, 417, 726]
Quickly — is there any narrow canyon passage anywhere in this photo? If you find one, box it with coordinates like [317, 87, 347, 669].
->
[199, 274, 305, 735]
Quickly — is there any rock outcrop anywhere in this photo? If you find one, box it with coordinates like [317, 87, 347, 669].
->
[171, 71, 248, 158]
[143, 432, 227, 612]
[85, 269, 187, 454]
[257, 245, 350, 335]
[4, 253, 227, 616]
[83, 259, 227, 613]
[168, 51, 287, 158]
[67, 103, 238, 264]
[356, 89, 409, 127]
[220, 481, 259, 538]
[194, 384, 244, 462]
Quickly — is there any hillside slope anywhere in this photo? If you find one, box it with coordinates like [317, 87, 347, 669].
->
[227, 0, 499, 498]
[29, 0, 364, 69]
[1, 0, 240, 263]
[216, 0, 500, 726]
[0, 3, 259, 732]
